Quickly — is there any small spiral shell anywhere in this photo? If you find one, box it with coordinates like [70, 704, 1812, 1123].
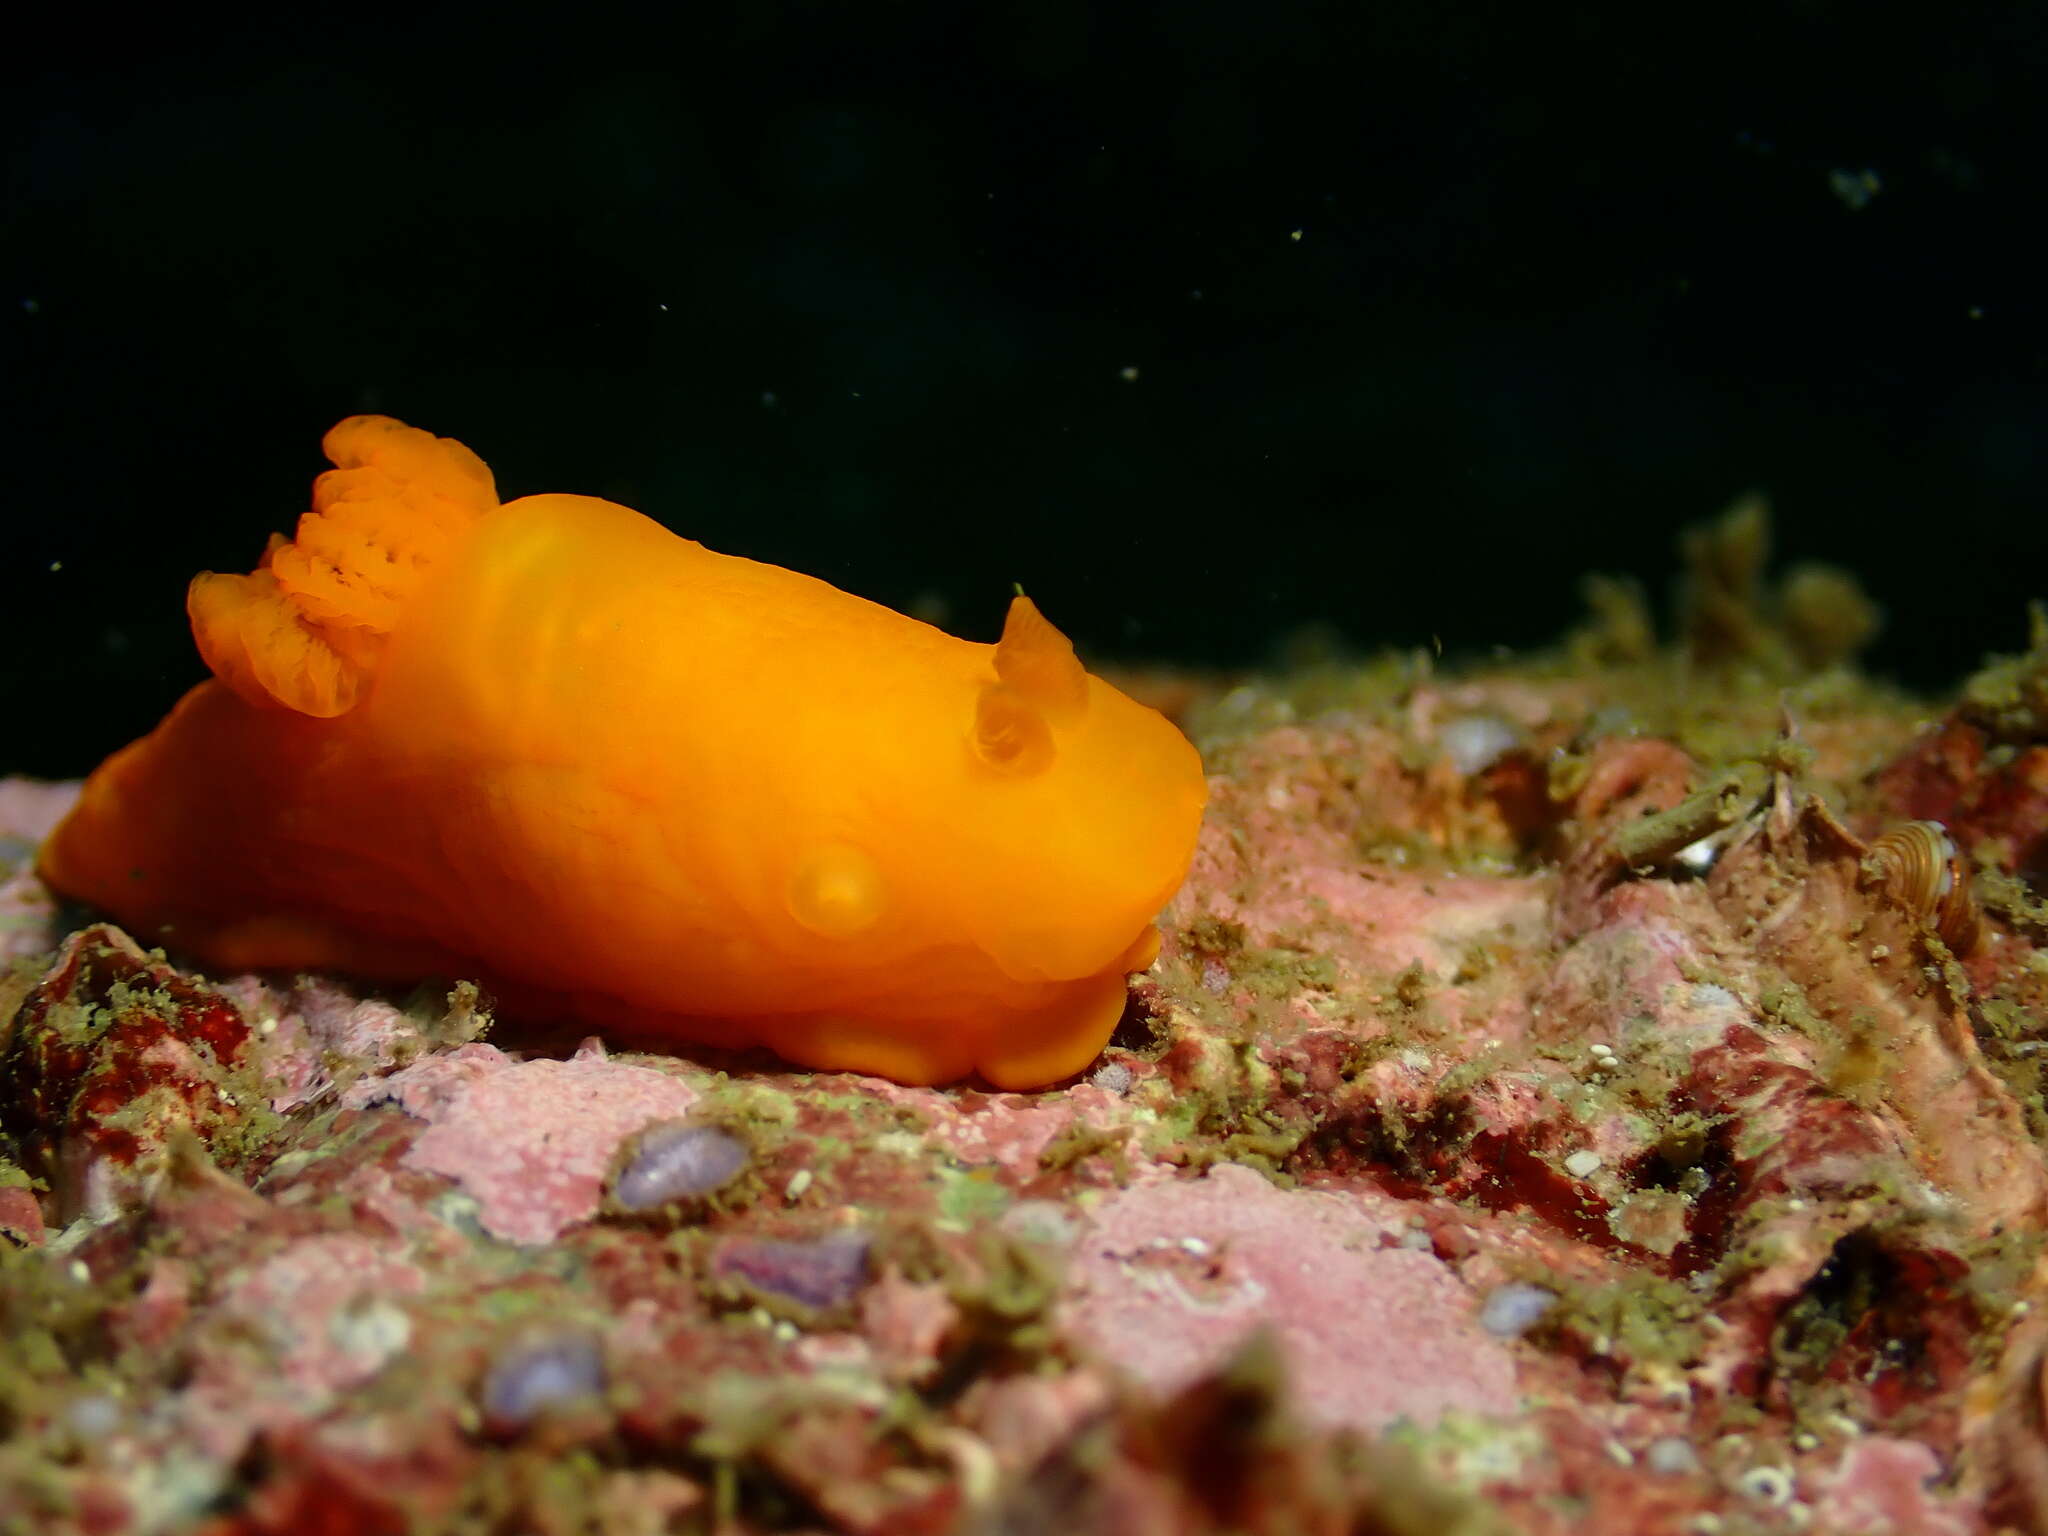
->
[1862, 820, 1982, 955]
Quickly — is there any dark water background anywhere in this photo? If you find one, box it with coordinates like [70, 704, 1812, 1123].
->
[6, 3, 2044, 775]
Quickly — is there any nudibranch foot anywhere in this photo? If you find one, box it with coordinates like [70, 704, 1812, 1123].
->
[752, 964, 1136, 1090]
[974, 969, 1137, 1090]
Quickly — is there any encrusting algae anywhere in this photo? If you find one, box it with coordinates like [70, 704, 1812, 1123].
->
[8, 483, 2048, 1533]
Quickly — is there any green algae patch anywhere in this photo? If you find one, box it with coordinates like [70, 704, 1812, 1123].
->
[934, 1163, 1011, 1229]
[1037, 1118, 1133, 1180]
[1961, 603, 2048, 743]
[1535, 1269, 1711, 1375]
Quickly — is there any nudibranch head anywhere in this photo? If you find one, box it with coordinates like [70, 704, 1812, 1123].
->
[947, 592, 1207, 983]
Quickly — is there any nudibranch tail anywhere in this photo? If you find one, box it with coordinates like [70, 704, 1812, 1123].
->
[187, 415, 499, 718]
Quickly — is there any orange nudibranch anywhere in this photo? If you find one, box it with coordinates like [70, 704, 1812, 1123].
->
[37, 416, 1207, 1088]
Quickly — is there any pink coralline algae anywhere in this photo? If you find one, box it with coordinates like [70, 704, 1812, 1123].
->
[344, 1038, 700, 1243]
[0, 777, 77, 964]
[20, 523, 2048, 1532]
[220, 973, 449, 1113]
[1805, 1436, 1977, 1536]
[1062, 1162, 1520, 1432]
[205, 1232, 427, 1397]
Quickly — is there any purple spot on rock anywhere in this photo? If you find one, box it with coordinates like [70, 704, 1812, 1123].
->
[713, 1231, 871, 1310]
[614, 1122, 750, 1210]
[1646, 1436, 1700, 1476]
[481, 1333, 606, 1425]
[1438, 714, 1519, 776]
[1478, 1282, 1558, 1338]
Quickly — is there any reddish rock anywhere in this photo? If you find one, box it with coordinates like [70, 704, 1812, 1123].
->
[10, 614, 2048, 1534]
[0, 1182, 44, 1245]
[1, 925, 257, 1221]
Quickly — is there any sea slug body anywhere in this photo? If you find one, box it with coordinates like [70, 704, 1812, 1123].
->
[38, 416, 1208, 1088]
